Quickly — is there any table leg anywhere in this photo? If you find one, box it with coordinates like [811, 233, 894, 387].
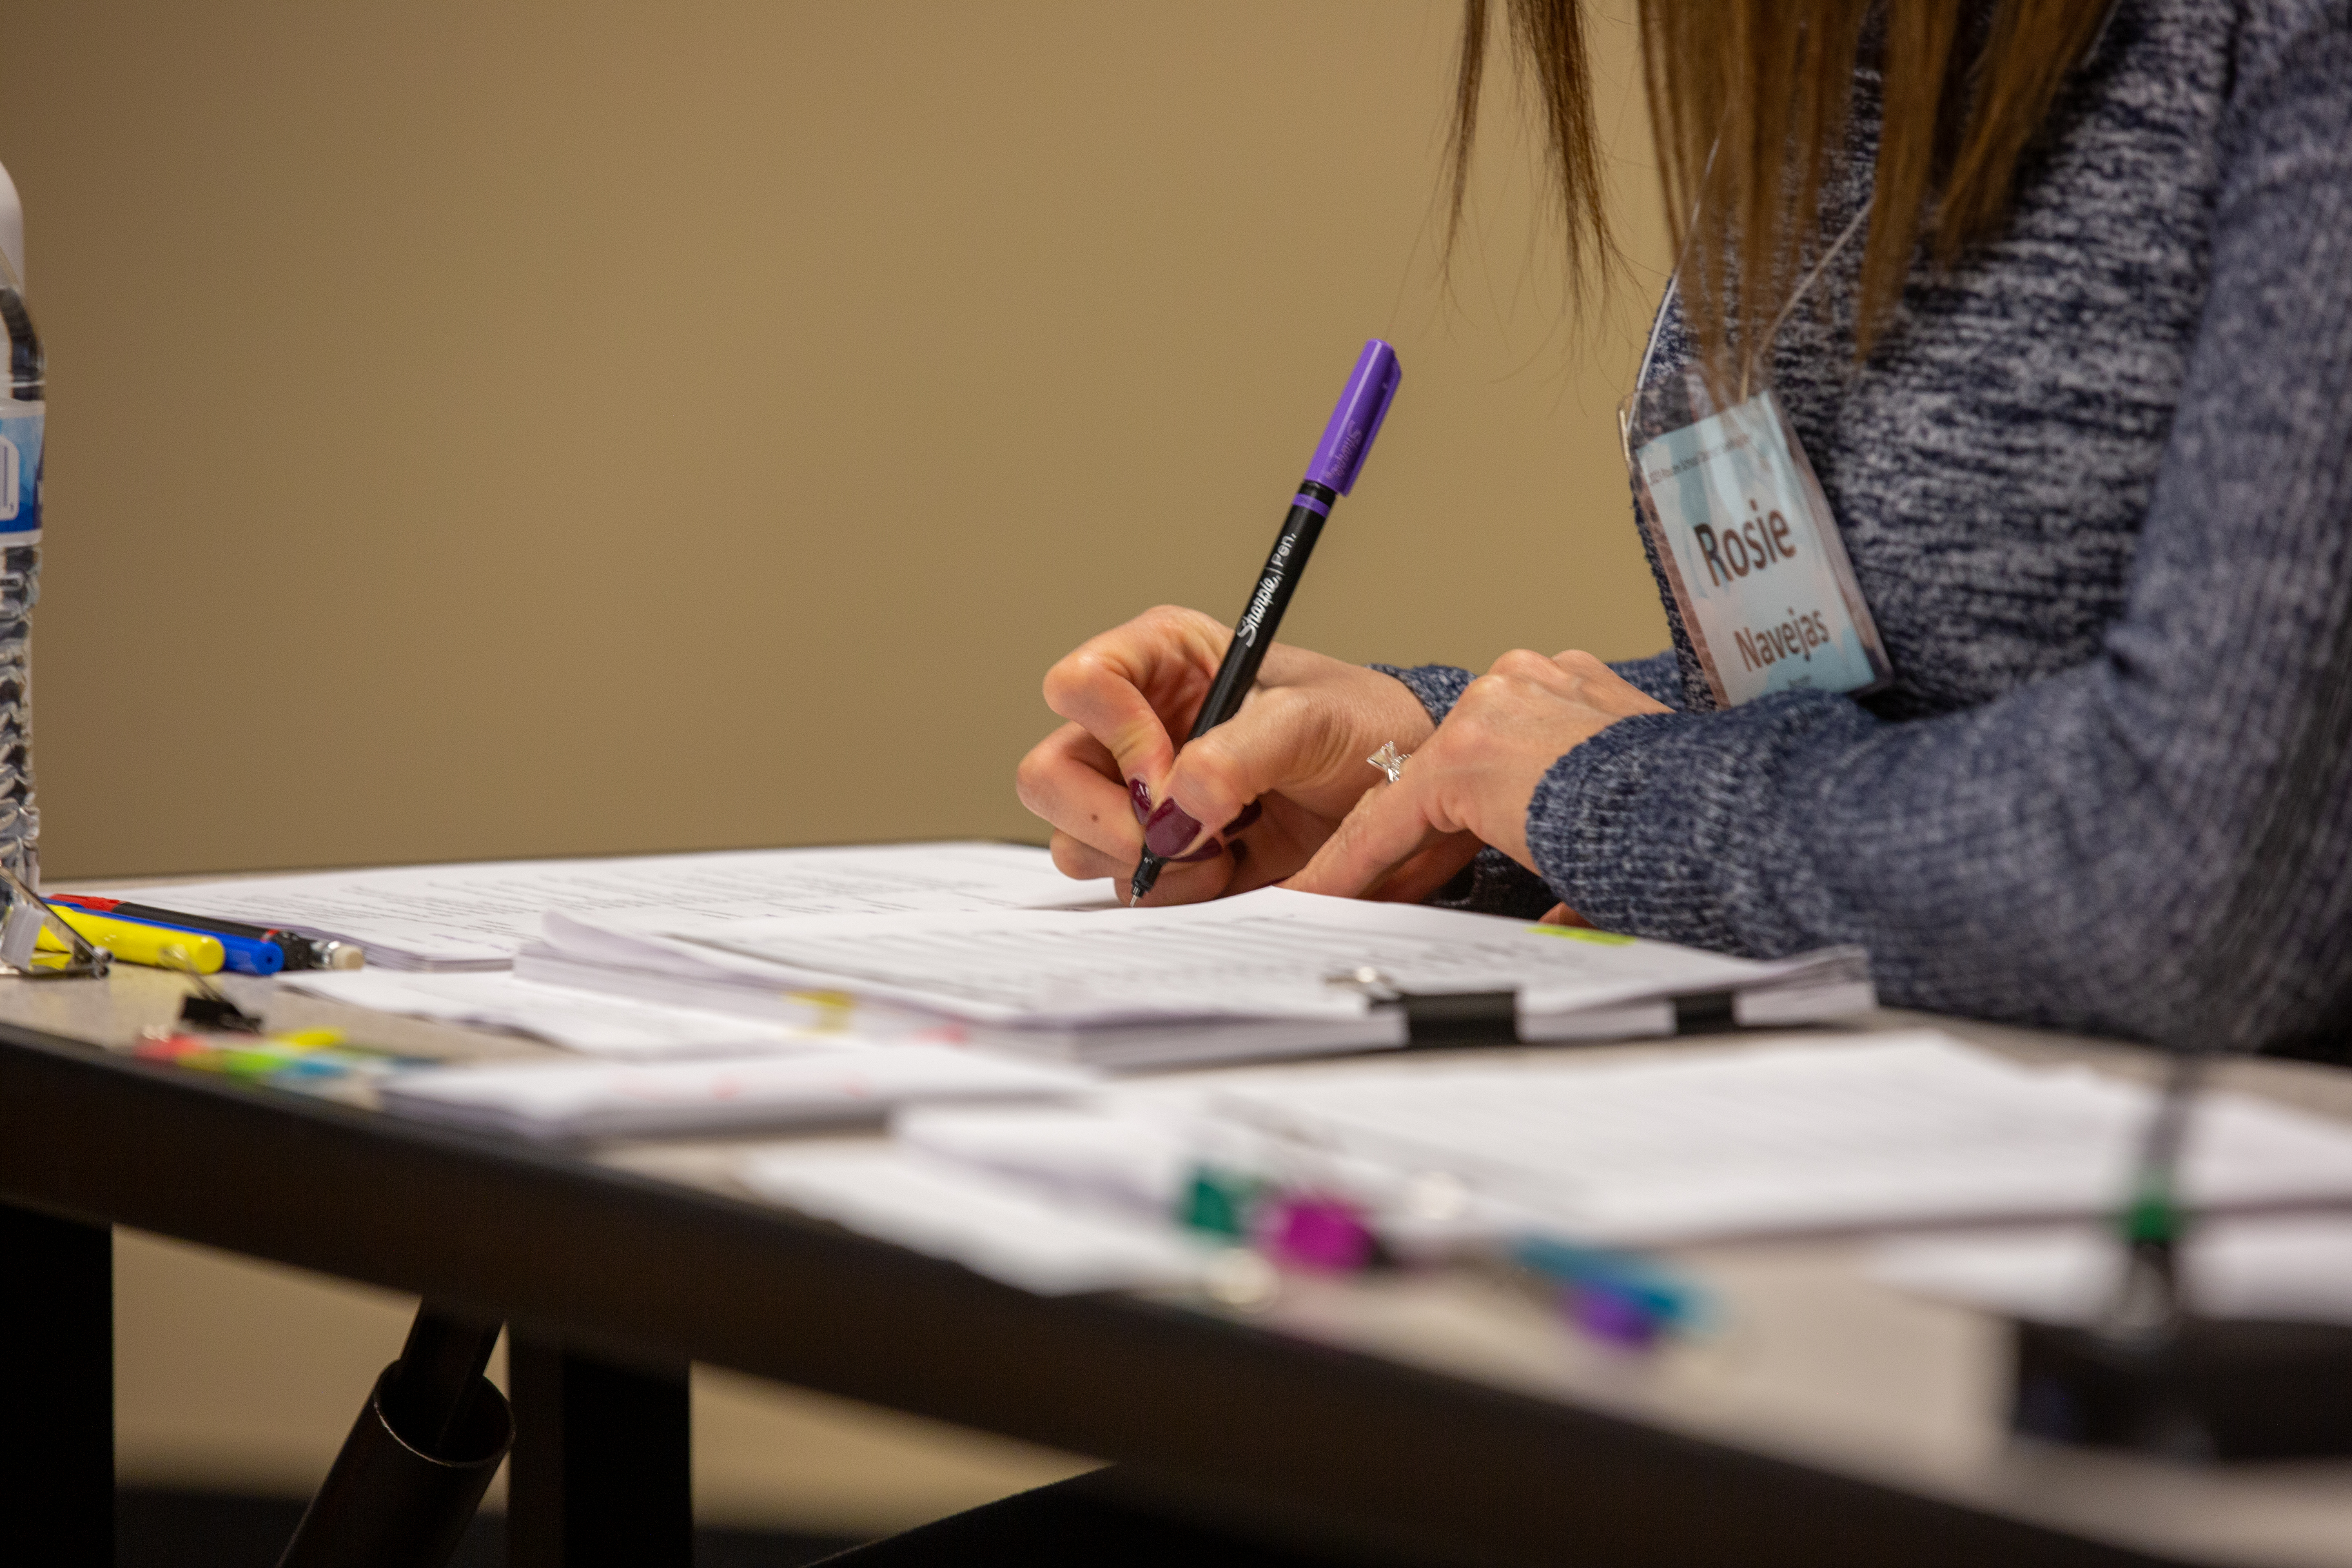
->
[0, 1201, 112, 1568]
[506, 1332, 690, 1568]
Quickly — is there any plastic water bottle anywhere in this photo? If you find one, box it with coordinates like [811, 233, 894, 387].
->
[0, 160, 42, 886]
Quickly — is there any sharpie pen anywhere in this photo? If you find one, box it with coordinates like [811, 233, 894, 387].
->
[1130, 339, 1403, 902]
[51, 894, 357, 971]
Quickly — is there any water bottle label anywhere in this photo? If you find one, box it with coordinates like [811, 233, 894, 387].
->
[0, 402, 41, 535]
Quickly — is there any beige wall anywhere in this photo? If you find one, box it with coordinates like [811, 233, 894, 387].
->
[7, 0, 1672, 1530]
[2, 0, 1668, 883]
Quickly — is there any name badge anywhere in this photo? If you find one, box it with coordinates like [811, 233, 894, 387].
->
[1629, 388, 1889, 707]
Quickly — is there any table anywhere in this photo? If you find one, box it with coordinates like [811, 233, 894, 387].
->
[5, 960, 2352, 1568]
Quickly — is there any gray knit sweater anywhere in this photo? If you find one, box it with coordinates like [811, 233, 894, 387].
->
[1379, 0, 2352, 1054]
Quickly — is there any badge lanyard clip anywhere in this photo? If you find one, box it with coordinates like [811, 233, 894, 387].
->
[1619, 201, 1894, 710]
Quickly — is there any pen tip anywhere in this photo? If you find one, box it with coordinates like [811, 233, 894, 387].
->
[1129, 856, 1161, 905]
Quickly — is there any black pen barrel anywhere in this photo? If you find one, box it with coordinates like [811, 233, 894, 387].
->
[1187, 497, 1328, 740]
[108, 899, 330, 969]
[111, 901, 274, 944]
[1131, 483, 1335, 902]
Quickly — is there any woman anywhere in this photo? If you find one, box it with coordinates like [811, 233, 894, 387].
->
[833, 0, 2351, 1561]
[1018, 0, 2352, 1058]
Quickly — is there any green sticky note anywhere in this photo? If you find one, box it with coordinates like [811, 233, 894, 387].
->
[218, 1049, 289, 1079]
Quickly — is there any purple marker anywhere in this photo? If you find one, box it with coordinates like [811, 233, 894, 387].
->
[1263, 1195, 1379, 1273]
[1131, 340, 1403, 902]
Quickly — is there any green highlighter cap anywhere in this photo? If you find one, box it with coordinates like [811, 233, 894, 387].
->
[2123, 1176, 2182, 1246]
[1182, 1167, 1266, 1238]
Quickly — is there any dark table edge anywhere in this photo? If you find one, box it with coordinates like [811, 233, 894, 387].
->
[0, 1018, 2191, 1568]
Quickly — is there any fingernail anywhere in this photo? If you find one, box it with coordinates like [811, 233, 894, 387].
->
[1173, 837, 1223, 863]
[1128, 777, 1152, 825]
[1220, 800, 1263, 836]
[1143, 797, 1205, 858]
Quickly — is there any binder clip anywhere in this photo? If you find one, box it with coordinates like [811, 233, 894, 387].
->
[0, 861, 110, 980]
[172, 964, 264, 1033]
[1325, 967, 1520, 1049]
[2010, 1047, 2352, 1459]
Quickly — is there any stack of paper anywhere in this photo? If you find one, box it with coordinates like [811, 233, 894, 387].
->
[738, 1145, 1213, 1296]
[1871, 1217, 2352, 1327]
[87, 842, 1100, 970]
[380, 1045, 1091, 1141]
[887, 1101, 1516, 1261]
[1190, 1033, 2352, 1245]
[724, 1033, 2352, 1296]
[278, 969, 885, 1058]
[523, 888, 1875, 1068]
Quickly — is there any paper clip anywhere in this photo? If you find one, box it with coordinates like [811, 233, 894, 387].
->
[0, 862, 111, 980]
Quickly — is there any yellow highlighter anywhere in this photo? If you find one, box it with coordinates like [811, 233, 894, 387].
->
[37, 906, 225, 973]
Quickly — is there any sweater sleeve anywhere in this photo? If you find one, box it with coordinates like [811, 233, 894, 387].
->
[1374, 650, 1686, 726]
[1527, 18, 2352, 1051]
[1365, 655, 1686, 920]
[1370, 663, 1473, 725]
[1368, 663, 1557, 916]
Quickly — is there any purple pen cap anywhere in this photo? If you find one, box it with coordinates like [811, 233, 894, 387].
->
[1303, 339, 1403, 496]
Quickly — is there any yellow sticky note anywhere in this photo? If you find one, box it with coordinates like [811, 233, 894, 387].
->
[1526, 924, 1635, 946]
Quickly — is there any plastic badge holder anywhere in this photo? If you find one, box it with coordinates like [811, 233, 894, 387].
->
[1622, 365, 1892, 710]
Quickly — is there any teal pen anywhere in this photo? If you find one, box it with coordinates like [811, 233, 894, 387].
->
[1510, 1236, 1708, 1334]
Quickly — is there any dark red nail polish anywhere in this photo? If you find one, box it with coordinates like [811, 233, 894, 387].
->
[1220, 800, 1263, 837]
[1143, 797, 1205, 858]
[1172, 837, 1223, 863]
[1128, 777, 1152, 825]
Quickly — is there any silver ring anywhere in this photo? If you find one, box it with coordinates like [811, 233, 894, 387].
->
[1367, 742, 1411, 784]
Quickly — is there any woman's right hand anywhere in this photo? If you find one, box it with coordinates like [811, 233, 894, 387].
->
[1015, 605, 1440, 903]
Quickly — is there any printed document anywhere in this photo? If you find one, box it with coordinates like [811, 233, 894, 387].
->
[89, 842, 1100, 969]
[538, 888, 1871, 1062]
[381, 1046, 1089, 1141]
[1872, 1216, 2352, 1327]
[281, 969, 874, 1059]
[729, 1035, 2352, 1290]
[737, 1144, 1210, 1295]
[1190, 1033, 2352, 1245]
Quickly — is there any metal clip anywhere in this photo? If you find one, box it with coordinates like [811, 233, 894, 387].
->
[1324, 965, 1399, 1002]
[0, 862, 113, 980]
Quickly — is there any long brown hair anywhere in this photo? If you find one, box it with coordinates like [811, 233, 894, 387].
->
[1452, 0, 2113, 380]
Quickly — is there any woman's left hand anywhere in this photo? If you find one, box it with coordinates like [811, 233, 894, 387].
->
[1285, 649, 1670, 902]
